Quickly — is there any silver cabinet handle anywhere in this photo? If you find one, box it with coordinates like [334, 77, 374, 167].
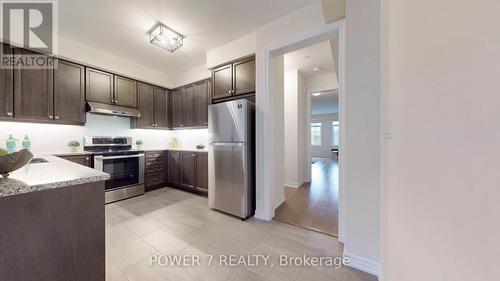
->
[6, 112, 13, 116]
[55, 116, 60, 120]
[228, 90, 231, 94]
[48, 115, 53, 119]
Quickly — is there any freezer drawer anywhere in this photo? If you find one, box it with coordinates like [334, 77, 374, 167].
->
[208, 142, 252, 218]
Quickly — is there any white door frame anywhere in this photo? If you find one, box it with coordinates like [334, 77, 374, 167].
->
[260, 19, 346, 243]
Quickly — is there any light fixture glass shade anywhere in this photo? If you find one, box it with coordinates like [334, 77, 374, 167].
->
[149, 23, 184, 52]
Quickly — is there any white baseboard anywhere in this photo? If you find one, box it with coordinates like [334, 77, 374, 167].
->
[284, 181, 302, 188]
[273, 195, 286, 209]
[254, 209, 272, 221]
[343, 250, 380, 277]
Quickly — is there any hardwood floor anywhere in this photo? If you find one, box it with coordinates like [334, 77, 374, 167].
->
[274, 157, 339, 237]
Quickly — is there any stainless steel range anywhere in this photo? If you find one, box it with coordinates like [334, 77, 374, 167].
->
[84, 136, 145, 203]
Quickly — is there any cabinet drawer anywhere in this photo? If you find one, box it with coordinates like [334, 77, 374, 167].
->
[146, 173, 164, 187]
[146, 158, 163, 167]
[146, 151, 164, 159]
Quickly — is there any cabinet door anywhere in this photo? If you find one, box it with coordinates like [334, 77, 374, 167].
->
[114, 76, 137, 108]
[13, 49, 53, 121]
[194, 80, 209, 127]
[54, 60, 85, 125]
[195, 153, 208, 194]
[167, 151, 181, 184]
[86, 68, 113, 104]
[182, 85, 195, 127]
[180, 152, 195, 189]
[212, 64, 232, 100]
[58, 155, 92, 167]
[171, 88, 183, 128]
[154, 87, 168, 129]
[233, 57, 255, 96]
[0, 44, 13, 119]
[135, 82, 154, 128]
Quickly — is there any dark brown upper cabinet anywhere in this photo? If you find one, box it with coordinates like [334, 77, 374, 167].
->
[134, 82, 154, 128]
[85, 68, 113, 105]
[171, 79, 210, 129]
[212, 64, 232, 100]
[195, 153, 208, 194]
[182, 85, 195, 127]
[194, 80, 209, 127]
[154, 87, 169, 128]
[13, 49, 54, 122]
[233, 58, 256, 95]
[114, 76, 137, 108]
[132, 83, 169, 129]
[171, 88, 184, 128]
[85, 68, 113, 104]
[0, 43, 14, 120]
[53, 60, 86, 125]
[180, 151, 196, 189]
[211, 56, 255, 101]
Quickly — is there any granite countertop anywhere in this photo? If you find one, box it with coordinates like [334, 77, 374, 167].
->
[0, 154, 110, 198]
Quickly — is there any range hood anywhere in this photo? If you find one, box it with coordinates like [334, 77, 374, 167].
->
[86, 102, 141, 118]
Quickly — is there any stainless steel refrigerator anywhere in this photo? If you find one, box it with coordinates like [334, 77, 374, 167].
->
[208, 99, 255, 219]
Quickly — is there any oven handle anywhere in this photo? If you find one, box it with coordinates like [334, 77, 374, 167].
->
[95, 154, 145, 161]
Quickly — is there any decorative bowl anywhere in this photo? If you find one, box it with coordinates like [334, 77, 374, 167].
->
[0, 149, 34, 178]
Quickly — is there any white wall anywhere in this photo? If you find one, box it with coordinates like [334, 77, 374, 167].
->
[311, 113, 338, 158]
[169, 64, 211, 88]
[206, 32, 256, 68]
[343, 0, 381, 274]
[307, 71, 339, 93]
[382, 0, 500, 280]
[0, 114, 208, 153]
[57, 36, 174, 87]
[284, 70, 307, 188]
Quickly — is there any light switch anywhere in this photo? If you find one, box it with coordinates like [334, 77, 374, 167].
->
[384, 121, 392, 139]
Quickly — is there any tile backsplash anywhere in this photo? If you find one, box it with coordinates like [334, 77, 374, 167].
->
[0, 113, 208, 153]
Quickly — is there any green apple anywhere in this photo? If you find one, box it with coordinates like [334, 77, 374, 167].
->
[0, 148, 8, 156]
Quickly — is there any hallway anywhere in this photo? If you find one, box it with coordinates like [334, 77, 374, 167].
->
[274, 157, 339, 236]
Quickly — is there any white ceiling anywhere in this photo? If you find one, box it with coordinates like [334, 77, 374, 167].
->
[58, 0, 317, 75]
[311, 90, 338, 115]
[284, 40, 336, 78]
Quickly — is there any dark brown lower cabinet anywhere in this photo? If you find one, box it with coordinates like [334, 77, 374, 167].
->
[180, 151, 196, 189]
[0, 181, 105, 281]
[165, 150, 208, 196]
[145, 151, 165, 191]
[195, 153, 208, 194]
[58, 154, 92, 167]
[166, 151, 181, 185]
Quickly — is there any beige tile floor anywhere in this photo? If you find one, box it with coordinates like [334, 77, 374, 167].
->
[105, 187, 377, 281]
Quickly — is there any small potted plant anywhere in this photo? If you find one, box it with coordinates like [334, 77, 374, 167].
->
[136, 140, 143, 150]
[67, 140, 80, 153]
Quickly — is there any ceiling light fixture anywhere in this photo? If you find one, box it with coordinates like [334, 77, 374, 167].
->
[312, 92, 321, 96]
[149, 22, 184, 52]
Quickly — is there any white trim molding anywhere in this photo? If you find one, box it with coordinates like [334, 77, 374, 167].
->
[284, 181, 302, 188]
[343, 250, 380, 277]
[273, 195, 286, 210]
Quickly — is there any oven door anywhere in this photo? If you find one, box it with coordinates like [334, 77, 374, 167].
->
[94, 154, 145, 191]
